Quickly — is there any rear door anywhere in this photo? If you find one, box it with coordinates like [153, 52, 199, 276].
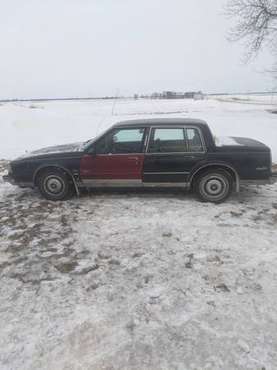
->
[80, 127, 146, 186]
[143, 126, 206, 184]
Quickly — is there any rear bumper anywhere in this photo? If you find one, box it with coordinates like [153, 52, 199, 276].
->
[240, 172, 277, 186]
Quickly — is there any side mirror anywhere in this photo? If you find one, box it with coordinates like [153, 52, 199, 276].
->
[87, 146, 96, 155]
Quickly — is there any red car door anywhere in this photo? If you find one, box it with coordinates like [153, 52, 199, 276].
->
[80, 127, 146, 186]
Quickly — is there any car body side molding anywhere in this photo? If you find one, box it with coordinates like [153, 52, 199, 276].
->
[80, 178, 190, 188]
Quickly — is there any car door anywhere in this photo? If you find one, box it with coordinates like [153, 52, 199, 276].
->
[80, 127, 146, 186]
[143, 126, 206, 184]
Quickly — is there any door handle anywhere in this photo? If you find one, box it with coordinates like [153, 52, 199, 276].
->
[184, 155, 197, 160]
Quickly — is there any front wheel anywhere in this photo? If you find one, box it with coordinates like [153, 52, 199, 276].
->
[37, 169, 74, 201]
[194, 169, 233, 203]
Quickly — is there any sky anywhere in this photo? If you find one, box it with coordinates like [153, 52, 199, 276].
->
[0, 0, 275, 99]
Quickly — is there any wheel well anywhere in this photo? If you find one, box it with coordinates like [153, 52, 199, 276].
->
[190, 165, 239, 190]
[33, 166, 76, 191]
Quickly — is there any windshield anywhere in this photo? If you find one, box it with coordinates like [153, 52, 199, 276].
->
[81, 133, 103, 150]
[80, 138, 96, 150]
[81, 127, 111, 151]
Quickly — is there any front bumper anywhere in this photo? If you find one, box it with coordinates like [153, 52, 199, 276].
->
[2, 174, 16, 185]
[271, 172, 277, 183]
[2, 175, 32, 188]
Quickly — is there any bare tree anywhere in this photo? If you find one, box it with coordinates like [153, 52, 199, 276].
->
[226, 0, 277, 59]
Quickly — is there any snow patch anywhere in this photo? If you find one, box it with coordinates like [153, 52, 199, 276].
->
[215, 136, 243, 147]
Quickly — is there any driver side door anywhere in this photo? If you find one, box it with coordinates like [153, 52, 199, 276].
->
[80, 127, 146, 186]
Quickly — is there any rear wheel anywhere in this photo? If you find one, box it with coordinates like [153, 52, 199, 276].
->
[37, 169, 74, 201]
[194, 169, 233, 203]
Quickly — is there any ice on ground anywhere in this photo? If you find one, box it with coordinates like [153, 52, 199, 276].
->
[1, 160, 277, 369]
[1, 96, 277, 370]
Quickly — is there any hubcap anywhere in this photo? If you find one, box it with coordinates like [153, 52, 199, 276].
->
[200, 174, 229, 201]
[205, 179, 224, 195]
[44, 176, 64, 195]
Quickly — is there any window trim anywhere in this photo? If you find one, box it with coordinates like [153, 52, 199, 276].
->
[185, 127, 205, 153]
[146, 126, 206, 155]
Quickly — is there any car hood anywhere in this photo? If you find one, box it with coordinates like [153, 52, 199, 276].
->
[16, 142, 84, 160]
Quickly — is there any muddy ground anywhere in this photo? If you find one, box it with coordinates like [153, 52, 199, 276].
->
[1, 160, 277, 370]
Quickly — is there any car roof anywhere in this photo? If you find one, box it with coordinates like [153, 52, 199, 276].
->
[113, 118, 208, 128]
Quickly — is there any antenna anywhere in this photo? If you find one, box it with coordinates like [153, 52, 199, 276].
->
[95, 89, 120, 136]
[111, 88, 120, 116]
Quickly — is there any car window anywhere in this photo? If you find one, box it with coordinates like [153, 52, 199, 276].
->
[113, 129, 144, 143]
[148, 128, 186, 153]
[95, 133, 111, 154]
[186, 128, 204, 152]
[111, 128, 145, 154]
[96, 128, 145, 154]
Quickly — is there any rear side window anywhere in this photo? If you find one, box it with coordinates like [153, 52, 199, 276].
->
[148, 128, 186, 153]
[185, 128, 204, 152]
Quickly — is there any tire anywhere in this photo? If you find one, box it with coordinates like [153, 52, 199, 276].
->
[194, 169, 233, 203]
[37, 169, 74, 201]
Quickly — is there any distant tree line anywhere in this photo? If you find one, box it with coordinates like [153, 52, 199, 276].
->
[134, 91, 205, 100]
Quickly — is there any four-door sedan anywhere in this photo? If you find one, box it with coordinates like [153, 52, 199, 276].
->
[3, 118, 275, 203]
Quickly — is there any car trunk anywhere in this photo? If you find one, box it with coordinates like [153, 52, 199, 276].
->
[215, 136, 272, 179]
[215, 136, 271, 152]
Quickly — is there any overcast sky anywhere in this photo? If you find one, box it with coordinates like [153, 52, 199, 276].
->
[0, 0, 275, 99]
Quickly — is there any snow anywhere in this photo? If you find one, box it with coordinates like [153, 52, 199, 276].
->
[16, 142, 83, 160]
[215, 136, 243, 146]
[0, 95, 277, 161]
[1, 96, 277, 370]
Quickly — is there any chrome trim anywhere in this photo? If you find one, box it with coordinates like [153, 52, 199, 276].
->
[143, 132, 150, 152]
[82, 179, 142, 187]
[143, 182, 190, 188]
[145, 152, 206, 156]
[144, 171, 190, 175]
[71, 174, 80, 196]
[94, 153, 144, 157]
[81, 179, 190, 188]
[256, 167, 269, 171]
[23, 155, 83, 161]
[146, 125, 207, 154]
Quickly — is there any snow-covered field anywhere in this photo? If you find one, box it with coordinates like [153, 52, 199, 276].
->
[0, 95, 277, 161]
[1, 97, 277, 370]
